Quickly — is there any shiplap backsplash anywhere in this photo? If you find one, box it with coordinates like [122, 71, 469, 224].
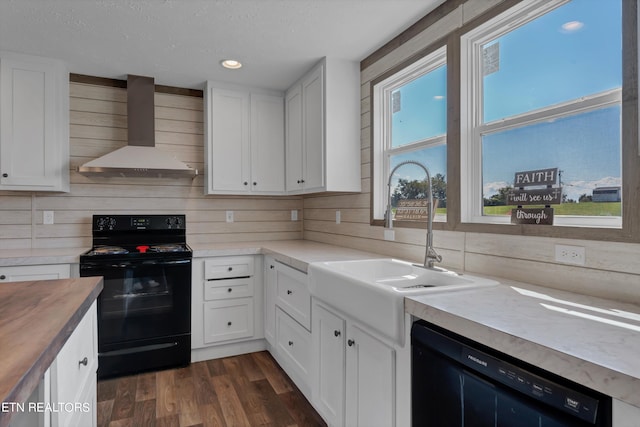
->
[0, 81, 302, 249]
[302, 0, 640, 303]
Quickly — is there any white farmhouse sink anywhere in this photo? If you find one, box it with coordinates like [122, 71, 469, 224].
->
[307, 258, 499, 345]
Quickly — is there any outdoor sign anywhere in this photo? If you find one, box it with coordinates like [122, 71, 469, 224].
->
[394, 199, 431, 221]
[507, 187, 563, 206]
[509, 167, 560, 226]
[513, 168, 558, 187]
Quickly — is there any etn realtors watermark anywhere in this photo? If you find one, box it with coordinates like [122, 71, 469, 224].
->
[1, 401, 90, 414]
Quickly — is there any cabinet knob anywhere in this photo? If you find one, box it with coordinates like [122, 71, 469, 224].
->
[227, 321, 232, 326]
[301, 179, 305, 183]
[0, 275, 5, 280]
[253, 182, 257, 186]
[78, 357, 88, 367]
[287, 289, 292, 295]
[227, 288, 232, 293]
[288, 340, 294, 346]
[347, 339, 355, 347]
[270, 265, 274, 269]
[297, 180, 301, 184]
[1, 173, 7, 178]
[334, 330, 341, 337]
[244, 182, 248, 186]
[228, 267, 233, 271]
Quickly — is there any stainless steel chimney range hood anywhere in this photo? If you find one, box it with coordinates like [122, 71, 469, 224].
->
[78, 75, 198, 179]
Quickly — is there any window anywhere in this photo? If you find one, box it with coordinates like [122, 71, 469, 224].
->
[372, 47, 447, 224]
[461, 0, 622, 228]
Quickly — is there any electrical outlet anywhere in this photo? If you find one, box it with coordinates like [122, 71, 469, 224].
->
[43, 211, 54, 225]
[226, 211, 234, 223]
[384, 229, 395, 241]
[554, 244, 585, 266]
[291, 210, 298, 221]
[336, 210, 341, 224]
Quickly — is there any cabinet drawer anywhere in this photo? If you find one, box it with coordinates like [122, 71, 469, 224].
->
[0, 264, 70, 282]
[204, 277, 254, 300]
[276, 308, 311, 380]
[204, 298, 254, 343]
[51, 302, 97, 418]
[204, 256, 254, 280]
[275, 264, 310, 330]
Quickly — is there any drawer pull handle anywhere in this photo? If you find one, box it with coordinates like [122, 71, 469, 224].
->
[79, 357, 88, 367]
[287, 290, 292, 295]
[334, 330, 341, 337]
[347, 339, 355, 347]
[227, 321, 232, 326]
[288, 340, 293, 346]
[227, 288, 232, 293]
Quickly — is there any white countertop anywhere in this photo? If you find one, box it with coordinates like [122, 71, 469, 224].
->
[190, 240, 385, 272]
[0, 248, 87, 267]
[405, 280, 640, 409]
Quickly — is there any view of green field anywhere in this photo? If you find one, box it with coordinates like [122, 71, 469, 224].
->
[483, 202, 621, 217]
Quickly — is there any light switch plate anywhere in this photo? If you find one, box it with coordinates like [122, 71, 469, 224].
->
[291, 210, 298, 221]
[384, 229, 395, 241]
[226, 211, 234, 223]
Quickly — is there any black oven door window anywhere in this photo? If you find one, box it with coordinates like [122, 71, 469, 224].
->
[82, 258, 191, 345]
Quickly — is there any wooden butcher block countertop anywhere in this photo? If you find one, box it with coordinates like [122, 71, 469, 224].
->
[0, 276, 103, 427]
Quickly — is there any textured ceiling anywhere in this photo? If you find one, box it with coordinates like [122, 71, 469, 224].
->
[0, 0, 445, 91]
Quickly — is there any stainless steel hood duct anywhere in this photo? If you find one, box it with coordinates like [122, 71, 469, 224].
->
[78, 75, 198, 178]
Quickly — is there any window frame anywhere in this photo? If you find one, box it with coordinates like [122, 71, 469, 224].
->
[460, 0, 624, 229]
[371, 46, 448, 224]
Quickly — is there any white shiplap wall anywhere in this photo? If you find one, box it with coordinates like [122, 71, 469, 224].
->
[0, 81, 302, 249]
[302, 0, 640, 304]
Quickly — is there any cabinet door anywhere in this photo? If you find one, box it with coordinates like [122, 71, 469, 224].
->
[313, 303, 346, 427]
[285, 84, 304, 192]
[207, 88, 250, 192]
[203, 298, 254, 344]
[275, 262, 311, 330]
[0, 53, 68, 192]
[0, 264, 70, 282]
[301, 64, 324, 191]
[51, 302, 97, 427]
[250, 94, 284, 193]
[345, 323, 395, 427]
[264, 257, 277, 346]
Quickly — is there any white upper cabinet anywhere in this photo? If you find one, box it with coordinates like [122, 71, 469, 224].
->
[205, 83, 285, 195]
[0, 51, 69, 192]
[285, 57, 361, 194]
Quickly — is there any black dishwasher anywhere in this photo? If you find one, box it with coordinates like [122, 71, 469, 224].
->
[411, 320, 611, 427]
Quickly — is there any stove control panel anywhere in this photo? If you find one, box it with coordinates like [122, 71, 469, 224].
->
[93, 215, 186, 231]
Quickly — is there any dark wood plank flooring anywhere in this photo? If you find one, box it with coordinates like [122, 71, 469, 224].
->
[97, 351, 327, 427]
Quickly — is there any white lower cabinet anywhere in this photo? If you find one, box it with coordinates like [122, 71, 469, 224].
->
[613, 399, 640, 427]
[263, 256, 277, 345]
[312, 301, 395, 427]
[191, 256, 264, 361]
[0, 264, 70, 282]
[264, 258, 312, 398]
[275, 307, 311, 384]
[10, 302, 97, 427]
[50, 301, 98, 427]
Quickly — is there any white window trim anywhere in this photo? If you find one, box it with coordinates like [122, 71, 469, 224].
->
[372, 46, 447, 221]
[460, 0, 622, 228]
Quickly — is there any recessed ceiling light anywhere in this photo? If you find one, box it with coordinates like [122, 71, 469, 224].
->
[221, 59, 242, 69]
